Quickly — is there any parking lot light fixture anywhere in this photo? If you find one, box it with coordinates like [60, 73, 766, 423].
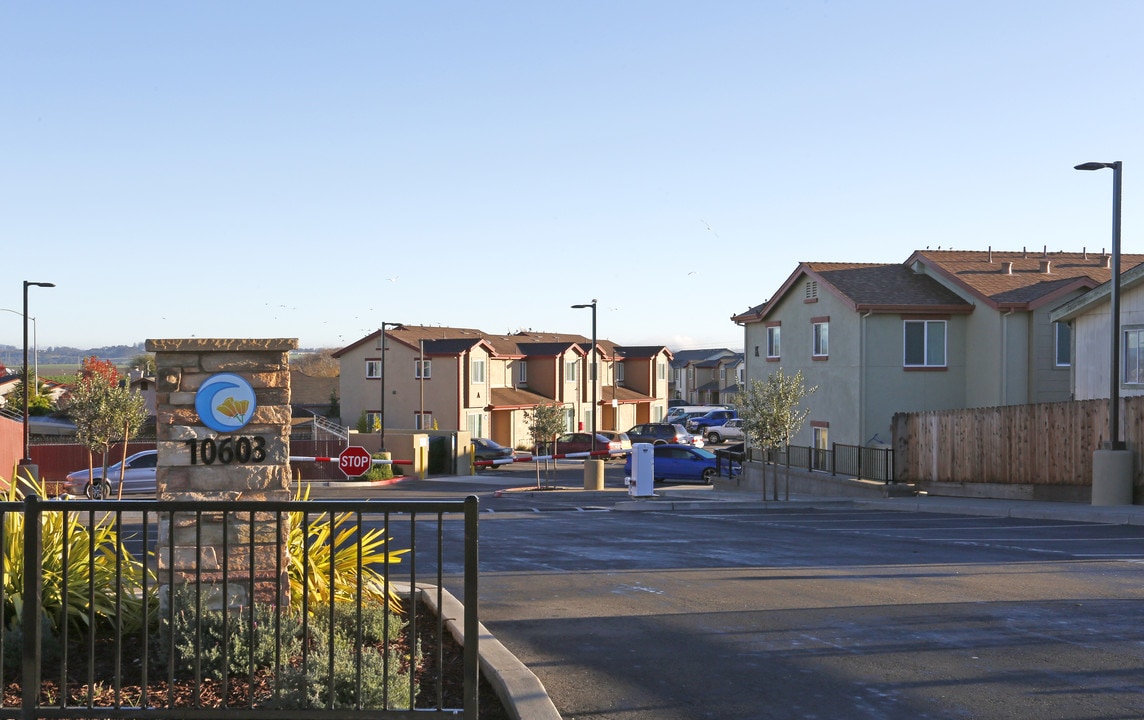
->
[20, 281, 54, 474]
[1074, 161, 1123, 450]
[571, 300, 598, 452]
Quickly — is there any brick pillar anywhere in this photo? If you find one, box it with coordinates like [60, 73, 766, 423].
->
[147, 338, 297, 611]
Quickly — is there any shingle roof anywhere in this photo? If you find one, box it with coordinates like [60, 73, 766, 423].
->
[908, 249, 1144, 309]
[488, 387, 556, 409]
[811, 263, 970, 308]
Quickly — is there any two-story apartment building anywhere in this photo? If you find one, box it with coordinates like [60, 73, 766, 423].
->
[332, 325, 672, 450]
[669, 348, 738, 403]
[734, 249, 1144, 452]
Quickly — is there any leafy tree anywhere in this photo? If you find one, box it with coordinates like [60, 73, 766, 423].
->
[525, 403, 566, 488]
[738, 369, 817, 501]
[66, 358, 147, 499]
[128, 352, 156, 375]
[2, 367, 54, 416]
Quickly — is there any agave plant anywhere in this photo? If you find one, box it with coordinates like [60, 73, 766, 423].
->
[287, 484, 409, 613]
[2, 470, 152, 635]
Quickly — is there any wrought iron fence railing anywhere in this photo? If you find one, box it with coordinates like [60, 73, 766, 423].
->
[752, 443, 894, 483]
[0, 495, 480, 719]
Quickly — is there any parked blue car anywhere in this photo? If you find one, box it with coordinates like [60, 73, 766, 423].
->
[624, 443, 725, 484]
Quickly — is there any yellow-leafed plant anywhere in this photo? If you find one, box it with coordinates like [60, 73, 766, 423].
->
[287, 484, 410, 613]
[2, 470, 152, 638]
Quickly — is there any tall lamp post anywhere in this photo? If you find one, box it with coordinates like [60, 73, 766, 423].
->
[378, 322, 401, 451]
[571, 300, 598, 452]
[19, 281, 54, 477]
[1076, 161, 1132, 505]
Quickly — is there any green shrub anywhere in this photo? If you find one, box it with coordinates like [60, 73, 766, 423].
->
[271, 602, 414, 709]
[159, 584, 304, 680]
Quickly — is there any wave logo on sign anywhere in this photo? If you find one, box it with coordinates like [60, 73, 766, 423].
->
[195, 373, 257, 433]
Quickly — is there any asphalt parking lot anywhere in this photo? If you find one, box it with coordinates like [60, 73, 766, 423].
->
[325, 465, 1144, 719]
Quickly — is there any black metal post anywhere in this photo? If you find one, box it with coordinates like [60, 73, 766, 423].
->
[20, 281, 53, 474]
[572, 300, 598, 452]
[1075, 161, 1124, 449]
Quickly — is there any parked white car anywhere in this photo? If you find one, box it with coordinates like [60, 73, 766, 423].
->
[63, 450, 157, 499]
[705, 418, 744, 444]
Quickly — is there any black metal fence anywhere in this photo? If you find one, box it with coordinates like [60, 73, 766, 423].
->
[0, 495, 480, 719]
[754, 443, 895, 483]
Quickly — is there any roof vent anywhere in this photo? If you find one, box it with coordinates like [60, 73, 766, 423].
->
[1040, 259, 1052, 274]
[1001, 261, 1014, 274]
[1101, 254, 1111, 268]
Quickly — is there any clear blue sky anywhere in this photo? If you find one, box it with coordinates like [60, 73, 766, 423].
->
[3, 2, 1143, 353]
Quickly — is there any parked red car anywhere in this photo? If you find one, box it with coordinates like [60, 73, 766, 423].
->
[538, 432, 626, 457]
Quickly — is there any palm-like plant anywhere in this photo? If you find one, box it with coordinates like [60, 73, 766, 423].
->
[287, 484, 409, 613]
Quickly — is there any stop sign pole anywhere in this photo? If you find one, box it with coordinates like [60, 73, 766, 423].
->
[339, 446, 373, 478]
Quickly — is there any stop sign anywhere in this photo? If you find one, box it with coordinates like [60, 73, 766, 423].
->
[339, 446, 373, 477]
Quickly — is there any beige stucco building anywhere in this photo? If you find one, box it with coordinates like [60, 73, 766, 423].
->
[734, 249, 1144, 451]
[332, 326, 672, 450]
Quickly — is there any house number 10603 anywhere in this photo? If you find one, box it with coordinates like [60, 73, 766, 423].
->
[183, 436, 267, 465]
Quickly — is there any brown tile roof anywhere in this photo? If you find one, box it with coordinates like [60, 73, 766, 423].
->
[907, 250, 1144, 309]
[487, 387, 556, 409]
[811, 263, 971, 308]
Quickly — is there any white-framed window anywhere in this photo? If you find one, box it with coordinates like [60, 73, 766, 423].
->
[1125, 328, 1144, 384]
[415, 411, 433, 430]
[767, 326, 781, 358]
[812, 425, 829, 470]
[903, 320, 947, 367]
[366, 360, 382, 379]
[466, 411, 486, 438]
[565, 359, 578, 383]
[616, 363, 625, 385]
[812, 321, 829, 357]
[519, 361, 528, 384]
[657, 361, 667, 380]
[415, 359, 432, 379]
[563, 406, 576, 431]
[471, 358, 486, 384]
[365, 411, 381, 432]
[1054, 322, 1071, 367]
[737, 366, 745, 384]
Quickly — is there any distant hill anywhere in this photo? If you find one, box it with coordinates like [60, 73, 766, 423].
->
[0, 342, 148, 369]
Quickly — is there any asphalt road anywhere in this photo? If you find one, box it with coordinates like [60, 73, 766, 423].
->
[353, 463, 1144, 720]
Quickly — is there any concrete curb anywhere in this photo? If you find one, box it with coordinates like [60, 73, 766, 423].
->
[418, 584, 562, 720]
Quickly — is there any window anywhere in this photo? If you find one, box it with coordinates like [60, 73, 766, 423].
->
[415, 411, 433, 430]
[737, 366, 745, 384]
[1054, 322, 1071, 367]
[657, 362, 667, 380]
[812, 320, 829, 358]
[1125, 328, 1144, 384]
[519, 362, 528, 384]
[767, 325, 781, 359]
[414, 359, 432, 379]
[616, 363, 625, 385]
[365, 411, 381, 432]
[903, 320, 947, 367]
[563, 407, 576, 431]
[812, 425, 829, 470]
[466, 411, 486, 438]
[471, 359, 486, 384]
[565, 360, 578, 383]
[365, 360, 382, 379]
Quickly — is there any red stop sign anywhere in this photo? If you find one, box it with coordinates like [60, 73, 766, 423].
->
[339, 446, 373, 477]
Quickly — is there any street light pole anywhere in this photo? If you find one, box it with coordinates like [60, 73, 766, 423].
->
[1075, 161, 1124, 449]
[1076, 161, 1133, 505]
[20, 281, 54, 475]
[571, 300, 598, 452]
[378, 322, 401, 451]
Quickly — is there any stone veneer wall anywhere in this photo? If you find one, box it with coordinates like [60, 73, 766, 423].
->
[146, 338, 297, 610]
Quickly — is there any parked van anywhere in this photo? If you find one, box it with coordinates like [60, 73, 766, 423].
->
[664, 405, 729, 425]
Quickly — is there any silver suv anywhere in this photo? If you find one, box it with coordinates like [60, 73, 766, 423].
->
[705, 418, 744, 444]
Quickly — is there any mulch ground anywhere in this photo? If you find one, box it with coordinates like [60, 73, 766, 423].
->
[2, 601, 511, 718]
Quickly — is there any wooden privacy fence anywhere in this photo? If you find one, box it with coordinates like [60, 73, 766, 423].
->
[891, 397, 1144, 486]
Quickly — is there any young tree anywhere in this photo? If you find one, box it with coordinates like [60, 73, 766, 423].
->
[525, 403, 566, 488]
[737, 369, 817, 501]
[66, 358, 146, 499]
[2, 366, 54, 416]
